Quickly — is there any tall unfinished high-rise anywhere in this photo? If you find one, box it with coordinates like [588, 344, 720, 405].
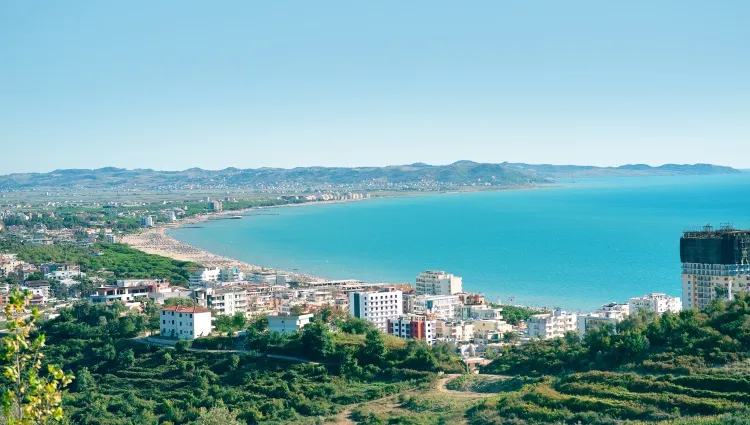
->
[680, 225, 750, 310]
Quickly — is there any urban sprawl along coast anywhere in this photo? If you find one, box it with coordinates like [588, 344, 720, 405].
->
[2, 195, 746, 366]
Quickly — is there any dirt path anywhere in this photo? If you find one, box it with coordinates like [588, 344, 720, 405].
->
[331, 374, 499, 425]
[435, 373, 510, 396]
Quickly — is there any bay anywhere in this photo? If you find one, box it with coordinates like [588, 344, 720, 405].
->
[169, 174, 750, 311]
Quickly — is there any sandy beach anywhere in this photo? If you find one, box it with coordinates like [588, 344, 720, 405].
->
[120, 205, 340, 282]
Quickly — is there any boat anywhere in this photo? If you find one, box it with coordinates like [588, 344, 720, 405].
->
[230, 215, 243, 219]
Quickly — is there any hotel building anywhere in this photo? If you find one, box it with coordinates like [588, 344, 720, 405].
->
[680, 226, 750, 310]
[349, 290, 403, 331]
[415, 270, 462, 296]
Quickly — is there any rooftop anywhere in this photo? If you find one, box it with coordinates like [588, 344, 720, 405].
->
[162, 305, 211, 314]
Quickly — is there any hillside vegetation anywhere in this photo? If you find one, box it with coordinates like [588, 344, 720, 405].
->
[35, 302, 463, 425]
[471, 294, 750, 424]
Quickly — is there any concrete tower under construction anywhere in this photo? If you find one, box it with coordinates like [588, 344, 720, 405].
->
[680, 225, 750, 310]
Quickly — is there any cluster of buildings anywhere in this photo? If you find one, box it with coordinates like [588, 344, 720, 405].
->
[346, 271, 515, 356]
[3, 224, 750, 352]
[280, 192, 372, 202]
[528, 292, 682, 339]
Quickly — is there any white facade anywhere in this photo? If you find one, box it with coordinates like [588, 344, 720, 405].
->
[160, 306, 212, 339]
[267, 313, 313, 334]
[435, 320, 473, 342]
[189, 268, 221, 287]
[527, 309, 577, 339]
[415, 270, 463, 296]
[139, 216, 154, 227]
[412, 294, 461, 319]
[349, 290, 403, 331]
[629, 293, 682, 316]
[219, 268, 245, 282]
[105, 234, 118, 243]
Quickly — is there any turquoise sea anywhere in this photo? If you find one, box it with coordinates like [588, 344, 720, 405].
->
[169, 174, 750, 311]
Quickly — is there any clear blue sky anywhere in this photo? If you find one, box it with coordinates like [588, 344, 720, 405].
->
[1, 1, 748, 173]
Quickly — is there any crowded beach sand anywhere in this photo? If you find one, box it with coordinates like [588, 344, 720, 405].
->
[120, 210, 326, 282]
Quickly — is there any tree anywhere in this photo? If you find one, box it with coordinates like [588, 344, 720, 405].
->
[248, 315, 268, 332]
[230, 313, 247, 331]
[0, 290, 73, 424]
[117, 349, 136, 368]
[359, 329, 387, 365]
[503, 331, 520, 344]
[300, 321, 334, 359]
[175, 340, 191, 353]
[163, 298, 196, 307]
[24, 273, 43, 282]
[74, 367, 95, 392]
[194, 405, 242, 425]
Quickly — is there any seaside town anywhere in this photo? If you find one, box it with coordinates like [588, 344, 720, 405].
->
[2, 198, 737, 369]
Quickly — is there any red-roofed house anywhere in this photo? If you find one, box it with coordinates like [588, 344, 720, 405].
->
[160, 305, 212, 339]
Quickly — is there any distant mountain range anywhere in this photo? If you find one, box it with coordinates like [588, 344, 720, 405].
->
[0, 162, 740, 192]
[504, 162, 742, 179]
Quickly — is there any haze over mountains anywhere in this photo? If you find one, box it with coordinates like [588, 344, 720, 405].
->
[0, 161, 740, 192]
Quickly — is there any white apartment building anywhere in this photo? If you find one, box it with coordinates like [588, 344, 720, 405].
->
[195, 286, 248, 316]
[160, 306, 212, 339]
[189, 268, 221, 287]
[435, 320, 473, 343]
[349, 290, 403, 331]
[412, 294, 461, 319]
[577, 302, 630, 335]
[629, 293, 682, 316]
[267, 313, 313, 334]
[105, 234, 118, 244]
[415, 270, 462, 296]
[527, 309, 577, 339]
[139, 215, 154, 227]
[388, 314, 436, 344]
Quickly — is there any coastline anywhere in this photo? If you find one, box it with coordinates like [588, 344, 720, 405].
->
[120, 184, 561, 285]
[120, 198, 371, 283]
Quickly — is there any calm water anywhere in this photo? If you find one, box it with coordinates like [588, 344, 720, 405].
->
[170, 174, 750, 311]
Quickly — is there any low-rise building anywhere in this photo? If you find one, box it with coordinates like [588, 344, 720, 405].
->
[89, 279, 163, 303]
[472, 319, 513, 335]
[267, 313, 314, 334]
[160, 306, 212, 339]
[629, 293, 682, 316]
[435, 320, 473, 343]
[527, 308, 577, 339]
[23, 280, 51, 298]
[388, 314, 436, 344]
